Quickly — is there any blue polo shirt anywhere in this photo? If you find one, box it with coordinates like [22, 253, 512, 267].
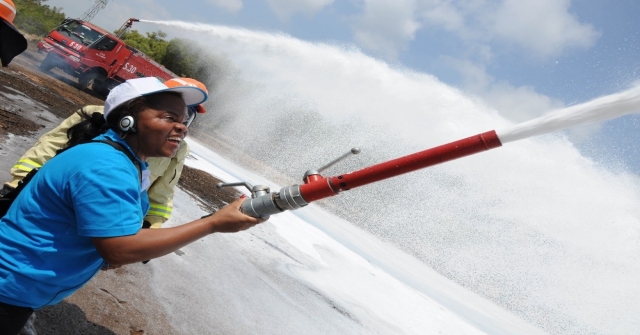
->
[0, 130, 149, 308]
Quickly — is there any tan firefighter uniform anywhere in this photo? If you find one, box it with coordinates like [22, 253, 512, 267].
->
[5, 105, 188, 228]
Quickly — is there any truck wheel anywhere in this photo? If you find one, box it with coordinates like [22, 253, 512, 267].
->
[93, 80, 110, 97]
[39, 54, 55, 72]
[77, 71, 102, 91]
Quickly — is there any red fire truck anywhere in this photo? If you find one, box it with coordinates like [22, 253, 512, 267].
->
[36, 18, 177, 96]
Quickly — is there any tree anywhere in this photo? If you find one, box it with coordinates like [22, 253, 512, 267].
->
[14, 0, 66, 36]
[118, 30, 169, 63]
[161, 38, 229, 86]
[161, 38, 199, 78]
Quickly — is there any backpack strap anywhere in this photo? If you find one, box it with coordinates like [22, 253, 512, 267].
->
[90, 139, 141, 179]
[55, 139, 140, 177]
[2, 139, 142, 218]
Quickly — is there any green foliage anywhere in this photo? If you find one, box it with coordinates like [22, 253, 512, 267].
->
[118, 30, 169, 64]
[118, 32, 225, 85]
[161, 38, 226, 85]
[161, 38, 199, 77]
[13, 0, 66, 36]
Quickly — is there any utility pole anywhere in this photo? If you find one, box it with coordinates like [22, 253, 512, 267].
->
[80, 0, 109, 22]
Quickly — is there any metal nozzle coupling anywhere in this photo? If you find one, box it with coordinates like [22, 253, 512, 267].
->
[216, 182, 309, 218]
[241, 185, 308, 218]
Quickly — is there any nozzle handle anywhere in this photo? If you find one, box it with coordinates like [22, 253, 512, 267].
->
[216, 182, 271, 198]
[304, 147, 361, 179]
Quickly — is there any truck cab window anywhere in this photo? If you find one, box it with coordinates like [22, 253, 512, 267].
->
[56, 21, 105, 46]
[93, 38, 117, 51]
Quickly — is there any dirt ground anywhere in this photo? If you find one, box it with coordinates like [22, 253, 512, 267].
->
[0, 41, 240, 334]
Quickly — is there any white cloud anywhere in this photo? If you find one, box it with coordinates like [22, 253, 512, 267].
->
[267, 0, 334, 20]
[454, 56, 605, 143]
[489, 0, 599, 58]
[351, 0, 421, 59]
[207, 0, 243, 13]
[448, 58, 565, 122]
[484, 82, 566, 122]
[417, 0, 465, 34]
[352, 0, 599, 60]
[348, 0, 599, 124]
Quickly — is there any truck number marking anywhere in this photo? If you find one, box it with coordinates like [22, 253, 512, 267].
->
[69, 41, 83, 51]
[123, 63, 137, 74]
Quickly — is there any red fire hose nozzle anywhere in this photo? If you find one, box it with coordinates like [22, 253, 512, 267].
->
[217, 130, 502, 218]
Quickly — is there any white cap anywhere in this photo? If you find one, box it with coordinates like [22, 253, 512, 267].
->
[104, 77, 208, 120]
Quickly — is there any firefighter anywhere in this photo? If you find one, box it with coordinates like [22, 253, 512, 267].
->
[0, 0, 27, 67]
[0, 77, 263, 334]
[3, 76, 208, 335]
[0, 77, 208, 229]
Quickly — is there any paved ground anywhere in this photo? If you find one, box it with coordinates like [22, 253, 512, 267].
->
[0, 40, 239, 334]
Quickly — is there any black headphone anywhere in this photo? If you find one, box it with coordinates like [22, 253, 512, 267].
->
[119, 115, 137, 133]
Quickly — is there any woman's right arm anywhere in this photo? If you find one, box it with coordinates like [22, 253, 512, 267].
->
[91, 197, 264, 266]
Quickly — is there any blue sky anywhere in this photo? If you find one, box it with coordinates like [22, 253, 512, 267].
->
[44, 0, 640, 173]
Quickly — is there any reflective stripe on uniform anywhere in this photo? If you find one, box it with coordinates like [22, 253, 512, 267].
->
[147, 203, 172, 219]
[13, 159, 43, 172]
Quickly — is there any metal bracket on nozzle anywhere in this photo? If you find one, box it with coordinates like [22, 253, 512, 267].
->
[216, 181, 270, 198]
[304, 147, 361, 182]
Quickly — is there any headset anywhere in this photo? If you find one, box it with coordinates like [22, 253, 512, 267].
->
[119, 115, 137, 133]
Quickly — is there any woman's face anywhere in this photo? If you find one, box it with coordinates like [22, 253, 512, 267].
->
[132, 93, 188, 160]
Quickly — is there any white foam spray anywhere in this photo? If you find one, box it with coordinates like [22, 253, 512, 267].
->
[143, 20, 640, 335]
[497, 86, 640, 144]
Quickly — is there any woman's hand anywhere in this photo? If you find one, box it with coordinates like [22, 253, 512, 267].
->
[205, 197, 266, 233]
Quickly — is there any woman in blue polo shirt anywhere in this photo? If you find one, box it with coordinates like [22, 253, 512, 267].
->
[0, 77, 264, 334]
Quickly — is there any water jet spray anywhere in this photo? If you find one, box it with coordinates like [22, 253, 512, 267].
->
[217, 86, 640, 218]
[116, 18, 139, 38]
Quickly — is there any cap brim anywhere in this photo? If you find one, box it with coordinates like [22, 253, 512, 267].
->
[0, 19, 27, 67]
[160, 86, 207, 107]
